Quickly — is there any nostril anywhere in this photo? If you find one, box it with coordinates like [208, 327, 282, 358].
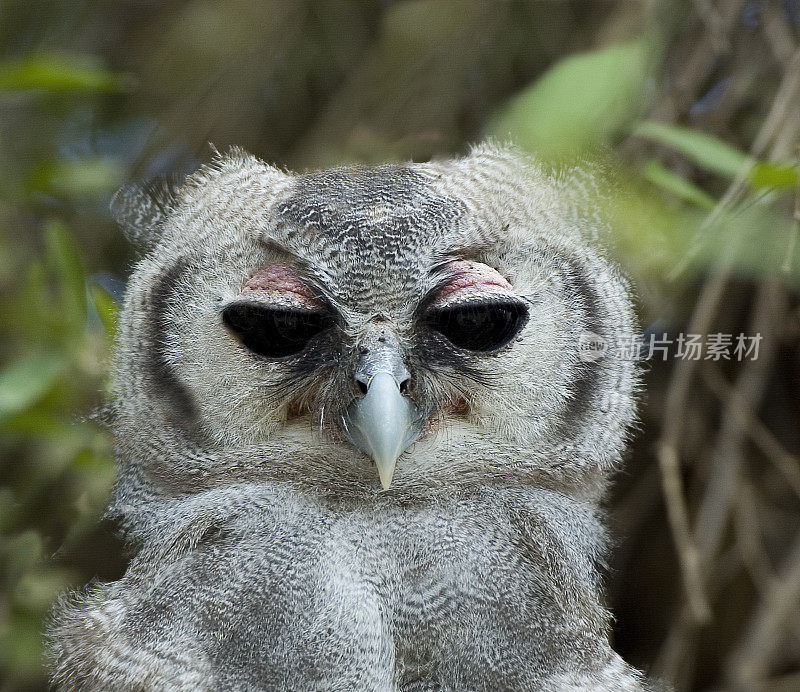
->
[399, 377, 411, 395]
[357, 380, 368, 396]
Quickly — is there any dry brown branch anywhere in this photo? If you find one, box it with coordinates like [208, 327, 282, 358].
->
[762, 2, 798, 67]
[760, 671, 800, 692]
[733, 480, 800, 644]
[655, 282, 789, 685]
[733, 478, 776, 590]
[726, 530, 800, 687]
[656, 440, 712, 623]
[653, 47, 800, 662]
[692, 0, 731, 54]
[653, 538, 747, 690]
[675, 0, 743, 97]
[703, 365, 800, 500]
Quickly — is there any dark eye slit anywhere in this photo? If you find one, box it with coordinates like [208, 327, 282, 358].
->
[222, 303, 334, 359]
[425, 299, 529, 353]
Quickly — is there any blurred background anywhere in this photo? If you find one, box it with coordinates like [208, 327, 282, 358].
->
[0, 0, 798, 689]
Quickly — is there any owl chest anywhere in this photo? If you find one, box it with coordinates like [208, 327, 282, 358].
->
[206, 503, 547, 689]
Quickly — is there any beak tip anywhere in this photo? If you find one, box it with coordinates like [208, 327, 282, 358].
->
[376, 458, 397, 490]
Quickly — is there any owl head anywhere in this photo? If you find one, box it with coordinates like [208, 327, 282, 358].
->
[111, 144, 637, 523]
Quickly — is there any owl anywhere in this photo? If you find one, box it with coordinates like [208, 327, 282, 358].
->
[48, 144, 646, 690]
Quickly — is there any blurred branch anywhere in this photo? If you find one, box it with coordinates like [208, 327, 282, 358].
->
[703, 365, 800, 500]
[726, 530, 800, 687]
[692, 0, 730, 54]
[650, 0, 744, 123]
[759, 672, 800, 692]
[731, 481, 800, 647]
[654, 46, 800, 654]
[733, 479, 775, 592]
[656, 281, 788, 686]
[655, 441, 711, 623]
[763, 1, 798, 67]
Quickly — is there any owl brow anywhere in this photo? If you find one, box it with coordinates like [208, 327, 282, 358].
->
[258, 238, 339, 313]
[260, 237, 320, 276]
[430, 240, 495, 267]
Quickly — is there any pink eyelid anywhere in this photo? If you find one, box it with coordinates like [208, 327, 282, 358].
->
[241, 264, 320, 305]
[434, 260, 514, 302]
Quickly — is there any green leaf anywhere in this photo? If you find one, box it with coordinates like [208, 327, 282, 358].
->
[487, 41, 649, 159]
[29, 157, 124, 198]
[0, 353, 65, 420]
[44, 221, 87, 326]
[634, 121, 750, 178]
[12, 569, 76, 613]
[18, 260, 49, 335]
[748, 162, 799, 190]
[0, 54, 135, 93]
[642, 160, 716, 210]
[89, 284, 119, 338]
[0, 613, 45, 678]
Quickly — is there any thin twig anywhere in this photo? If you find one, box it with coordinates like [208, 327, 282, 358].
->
[726, 530, 800, 687]
[656, 440, 711, 622]
[692, 305, 785, 566]
[733, 480, 800, 645]
[692, 0, 730, 54]
[762, 2, 798, 68]
[733, 479, 775, 591]
[759, 671, 800, 692]
[654, 46, 800, 643]
[655, 283, 788, 684]
[703, 364, 800, 500]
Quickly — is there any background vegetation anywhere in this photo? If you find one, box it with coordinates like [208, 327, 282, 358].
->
[1, 1, 798, 689]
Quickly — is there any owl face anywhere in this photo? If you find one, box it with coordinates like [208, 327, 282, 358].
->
[116, 145, 637, 496]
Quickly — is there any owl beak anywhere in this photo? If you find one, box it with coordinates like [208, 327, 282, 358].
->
[343, 371, 421, 490]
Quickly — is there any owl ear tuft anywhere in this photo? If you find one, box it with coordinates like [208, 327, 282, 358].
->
[110, 180, 177, 250]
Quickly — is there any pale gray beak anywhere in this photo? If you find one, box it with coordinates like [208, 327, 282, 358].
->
[342, 331, 422, 489]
